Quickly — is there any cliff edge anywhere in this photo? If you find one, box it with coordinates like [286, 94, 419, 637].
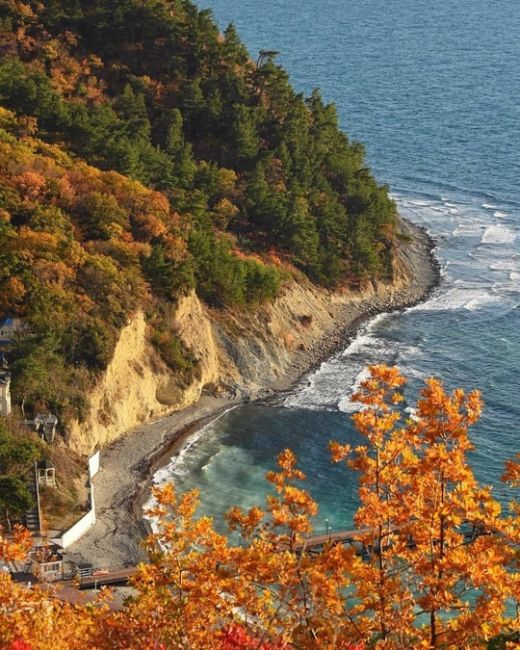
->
[67, 219, 438, 455]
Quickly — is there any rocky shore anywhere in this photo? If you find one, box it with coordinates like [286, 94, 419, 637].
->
[68, 219, 440, 568]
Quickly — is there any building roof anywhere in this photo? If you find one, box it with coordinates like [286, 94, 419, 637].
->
[35, 413, 59, 424]
[38, 459, 55, 470]
[46, 585, 124, 611]
[0, 317, 15, 327]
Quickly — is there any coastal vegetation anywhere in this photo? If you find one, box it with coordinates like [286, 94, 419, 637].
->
[0, 3, 516, 648]
[0, 419, 41, 528]
[0, 367, 518, 648]
[0, 0, 399, 424]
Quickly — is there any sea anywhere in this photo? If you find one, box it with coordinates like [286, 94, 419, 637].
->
[150, 0, 520, 534]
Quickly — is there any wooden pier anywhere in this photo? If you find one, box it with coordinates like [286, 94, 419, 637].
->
[294, 526, 374, 553]
[79, 566, 139, 589]
[294, 521, 488, 554]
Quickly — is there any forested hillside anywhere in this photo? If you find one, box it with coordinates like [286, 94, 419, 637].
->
[0, 0, 400, 422]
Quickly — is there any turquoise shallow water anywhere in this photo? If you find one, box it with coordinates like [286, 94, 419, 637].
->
[151, 0, 520, 533]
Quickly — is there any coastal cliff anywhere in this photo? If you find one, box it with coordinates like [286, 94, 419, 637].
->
[1, 0, 425, 451]
[67, 219, 437, 455]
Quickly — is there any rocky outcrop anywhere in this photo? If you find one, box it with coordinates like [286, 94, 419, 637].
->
[68, 219, 438, 455]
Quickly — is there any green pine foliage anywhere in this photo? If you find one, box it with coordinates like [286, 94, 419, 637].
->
[0, 0, 398, 283]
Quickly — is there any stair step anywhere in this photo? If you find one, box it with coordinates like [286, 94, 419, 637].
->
[23, 465, 42, 533]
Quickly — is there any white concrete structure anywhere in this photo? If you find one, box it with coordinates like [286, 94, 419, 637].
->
[88, 450, 100, 478]
[0, 371, 11, 416]
[55, 505, 96, 549]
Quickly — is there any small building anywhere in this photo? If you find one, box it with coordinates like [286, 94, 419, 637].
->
[31, 544, 64, 582]
[37, 459, 56, 487]
[74, 562, 94, 580]
[0, 316, 23, 351]
[0, 371, 11, 417]
[34, 413, 59, 443]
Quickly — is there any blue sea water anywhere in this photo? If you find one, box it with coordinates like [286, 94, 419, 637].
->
[151, 0, 520, 532]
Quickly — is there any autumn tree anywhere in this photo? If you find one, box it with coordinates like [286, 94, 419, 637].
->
[331, 365, 519, 648]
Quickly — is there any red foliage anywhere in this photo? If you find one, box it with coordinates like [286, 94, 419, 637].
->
[219, 626, 364, 649]
[219, 625, 287, 650]
[7, 641, 33, 650]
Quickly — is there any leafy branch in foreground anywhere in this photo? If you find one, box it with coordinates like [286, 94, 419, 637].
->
[0, 366, 518, 648]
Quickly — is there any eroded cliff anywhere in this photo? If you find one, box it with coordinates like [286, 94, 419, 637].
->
[68, 220, 437, 455]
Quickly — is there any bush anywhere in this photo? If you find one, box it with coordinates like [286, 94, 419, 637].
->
[151, 329, 199, 387]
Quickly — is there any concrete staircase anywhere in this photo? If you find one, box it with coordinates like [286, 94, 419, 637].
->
[24, 463, 42, 534]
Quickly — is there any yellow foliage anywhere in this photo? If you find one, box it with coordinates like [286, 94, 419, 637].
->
[0, 366, 518, 649]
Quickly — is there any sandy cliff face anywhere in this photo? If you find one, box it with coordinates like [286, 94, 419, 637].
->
[68, 313, 171, 454]
[68, 293, 222, 454]
[67, 284, 349, 454]
[155, 292, 220, 409]
[213, 281, 365, 395]
[68, 220, 436, 455]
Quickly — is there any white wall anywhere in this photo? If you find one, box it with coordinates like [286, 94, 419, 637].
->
[88, 450, 100, 478]
[52, 507, 96, 549]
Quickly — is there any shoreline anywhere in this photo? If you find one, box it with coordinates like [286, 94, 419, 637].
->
[68, 220, 441, 568]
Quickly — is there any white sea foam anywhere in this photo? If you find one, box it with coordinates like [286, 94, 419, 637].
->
[284, 358, 350, 411]
[153, 465, 176, 485]
[285, 312, 399, 411]
[481, 225, 517, 244]
[414, 287, 502, 312]
[166, 429, 210, 476]
[441, 201, 461, 215]
[150, 406, 238, 482]
[465, 294, 503, 311]
[404, 406, 419, 421]
[493, 211, 508, 218]
[340, 333, 387, 358]
[510, 271, 520, 282]
[405, 199, 433, 207]
[489, 260, 518, 271]
[399, 364, 427, 380]
[338, 367, 371, 413]
[452, 224, 486, 237]
[481, 203, 498, 210]
[287, 311, 423, 412]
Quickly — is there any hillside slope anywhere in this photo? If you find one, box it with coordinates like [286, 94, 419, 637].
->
[0, 0, 432, 449]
